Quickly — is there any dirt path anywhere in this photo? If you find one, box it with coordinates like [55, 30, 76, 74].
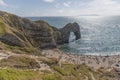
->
[0, 50, 12, 60]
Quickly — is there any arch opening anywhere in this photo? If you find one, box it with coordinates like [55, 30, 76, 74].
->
[69, 32, 76, 42]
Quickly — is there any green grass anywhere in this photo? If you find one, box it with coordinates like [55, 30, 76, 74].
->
[52, 62, 109, 80]
[0, 20, 7, 35]
[0, 18, 14, 35]
[0, 68, 41, 80]
[0, 56, 109, 80]
[53, 66, 69, 76]
[43, 74, 57, 80]
[0, 54, 40, 69]
[3, 44, 41, 56]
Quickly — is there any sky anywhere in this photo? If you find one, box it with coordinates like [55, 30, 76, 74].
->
[0, 0, 120, 16]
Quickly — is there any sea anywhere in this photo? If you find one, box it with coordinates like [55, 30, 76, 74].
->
[27, 16, 120, 55]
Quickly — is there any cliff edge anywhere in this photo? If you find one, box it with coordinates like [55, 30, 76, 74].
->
[0, 11, 81, 49]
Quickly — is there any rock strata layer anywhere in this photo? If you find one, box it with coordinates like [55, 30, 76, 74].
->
[0, 11, 81, 49]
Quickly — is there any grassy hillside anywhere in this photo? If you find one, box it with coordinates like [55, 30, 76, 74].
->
[0, 11, 59, 49]
[0, 68, 42, 80]
[0, 11, 111, 80]
[0, 55, 40, 69]
[0, 64, 109, 80]
[0, 18, 11, 35]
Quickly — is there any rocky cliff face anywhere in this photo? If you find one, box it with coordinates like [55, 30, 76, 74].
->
[0, 11, 81, 49]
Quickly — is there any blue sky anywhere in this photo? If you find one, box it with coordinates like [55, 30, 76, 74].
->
[0, 0, 120, 16]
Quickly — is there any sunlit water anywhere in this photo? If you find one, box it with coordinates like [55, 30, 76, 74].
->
[27, 16, 120, 55]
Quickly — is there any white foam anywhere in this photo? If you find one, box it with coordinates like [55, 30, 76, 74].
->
[69, 52, 120, 56]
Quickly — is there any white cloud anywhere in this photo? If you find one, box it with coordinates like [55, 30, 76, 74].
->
[57, 0, 120, 16]
[63, 2, 71, 7]
[24, 0, 120, 16]
[58, 10, 64, 13]
[43, 0, 55, 3]
[0, 0, 7, 6]
[80, 0, 120, 16]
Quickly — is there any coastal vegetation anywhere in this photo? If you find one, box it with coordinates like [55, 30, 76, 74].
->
[0, 63, 109, 80]
[0, 11, 118, 80]
[0, 68, 42, 80]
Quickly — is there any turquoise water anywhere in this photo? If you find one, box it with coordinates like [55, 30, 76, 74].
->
[27, 16, 120, 55]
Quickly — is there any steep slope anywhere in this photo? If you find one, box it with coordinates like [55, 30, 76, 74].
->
[0, 11, 56, 49]
[0, 11, 81, 50]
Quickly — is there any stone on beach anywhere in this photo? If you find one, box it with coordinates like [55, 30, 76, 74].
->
[42, 49, 120, 70]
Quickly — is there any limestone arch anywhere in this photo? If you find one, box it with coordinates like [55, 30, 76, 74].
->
[59, 22, 81, 44]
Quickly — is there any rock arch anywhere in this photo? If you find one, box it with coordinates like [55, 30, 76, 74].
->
[0, 10, 81, 49]
[58, 22, 81, 44]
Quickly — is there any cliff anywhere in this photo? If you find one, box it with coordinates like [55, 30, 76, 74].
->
[0, 11, 113, 80]
[0, 11, 81, 50]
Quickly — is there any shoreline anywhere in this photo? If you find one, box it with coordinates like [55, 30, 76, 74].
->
[61, 50, 120, 56]
[66, 52, 120, 57]
[42, 49, 120, 70]
[1, 48, 120, 70]
[0, 49, 120, 79]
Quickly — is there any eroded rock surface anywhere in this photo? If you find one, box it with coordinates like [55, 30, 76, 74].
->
[58, 22, 81, 44]
[0, 11, 81, 49]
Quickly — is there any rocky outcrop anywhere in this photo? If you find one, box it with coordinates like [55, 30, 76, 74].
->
[29, 20, 57, 49]
[58, 23, 81, 44]
[0, 11, 81, 49]
[0, 34, 24, 47]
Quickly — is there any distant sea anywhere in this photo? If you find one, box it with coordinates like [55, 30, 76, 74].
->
[27, 16, 120, 55]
